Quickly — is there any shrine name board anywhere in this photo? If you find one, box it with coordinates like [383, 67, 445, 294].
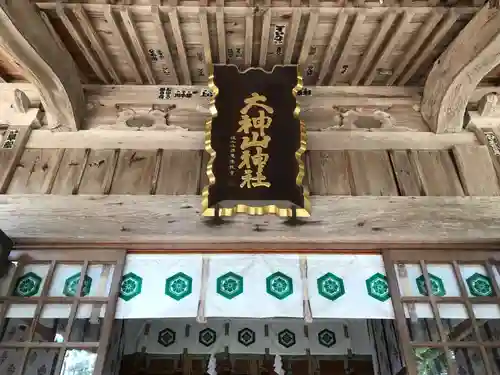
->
[202, 65, 310, 217]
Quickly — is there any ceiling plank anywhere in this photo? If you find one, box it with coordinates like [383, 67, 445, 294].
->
[329, 12, 365, 85]
[39, 11, 88, 84]
[0, 0, 85, 130]
[351, 11, 397, 86]
[168, 7, 191, 85]
[298, 8, 319, 67]
[215, 4, 226, 64]
[120, 7, 156, 84]
[55, 3, 109, 84]
[152, 5, 179, 85]
[398, 9, 459, 86]
[4, 195, 500, 247]
[198, 7, 212, 68]
[318, 10, 347, 85]
[386, 11, 443, 86]
[244, 8, 253, 67]
[259, 8, 272, 67]
[103, 5, 142, 84]
[364, 10, 413, 86]
[73, 5, 121, 84]
[283, 8, 301, 65]
[151, 5, 180, 85]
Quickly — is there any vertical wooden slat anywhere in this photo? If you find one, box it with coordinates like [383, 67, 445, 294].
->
[56, 3, 109, 83]
[318, 10, 348, 85]
[103, 5, 142, 84]
[41, 149, 65, 194]
[348, 150, 398, 195]
[110, 150, 157, 194]
[259, 9, 272, 67]
[298, 9, 319, 67]
[244, 9, 254, 67]
[0, 259, 26, 337]
[73, 5, 121, 84]
[283, 9, 301, 65]
[120, 7, 156, 84]
[308, 151, 351, 195]
[398, 10, 459, 86]
[216, 4, 227, 64]
[411, 150, 464, 196]
[452, 145, 500, 196]
[386, 11, 443, 86]
[199, 7, 213, 68]
[51, 148, 88, 195]
[329, 13, 366, 85]
[351, 11, 397, 86]
[150, 148, 163, 195]
[168, 8, 192, 85]
[78, 149, 118, 194]
[389, 150, 423, 196]
[152, 5, 179, 84]
[157, 150, 202, 195]
[364, 11, 413, 86]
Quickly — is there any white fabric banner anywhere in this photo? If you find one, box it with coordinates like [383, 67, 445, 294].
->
[115, 254, 203, 319]
[268, 321, 307, 355]
[205, 255, 303, 318]
[228, 319, 269, 354]
[307, 255, 393, 319]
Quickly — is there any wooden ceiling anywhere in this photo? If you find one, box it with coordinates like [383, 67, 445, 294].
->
[2, 2, 499, 87]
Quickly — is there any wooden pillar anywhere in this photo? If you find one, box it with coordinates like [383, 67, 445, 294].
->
[0, 0, 85, 131]
[421, 5, 500, 133]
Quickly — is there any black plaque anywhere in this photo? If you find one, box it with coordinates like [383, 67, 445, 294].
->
[202, 65, 310, 217]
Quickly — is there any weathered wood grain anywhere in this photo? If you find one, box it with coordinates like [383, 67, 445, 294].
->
[7, 148, 64, 194]
[3, 195, 500, 246]
[411, 150, 464, 196]
[308, 151, 351, 195]
[51, 148, 88, 195]
[389, 150, 423, 196]
[348, 150, 398, 196]
[0, 126, 32, 193]
[452, 145, 500, 196]
[110, 150, 157, 194]
[78, 149, 118, 194]
[156, 150, 202, 195]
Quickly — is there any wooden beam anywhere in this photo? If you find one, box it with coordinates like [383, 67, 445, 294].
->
[259, 8, 272, 67]
[168, 7, 191, 85]
[73, 4, 121, 84]
[103, 5, 142, 84]
[298, 8, 319, 67]
[215, 4, 226, 64]
[421, 5, 500, 133]
[0, 0, 85, 131]
[26, 129, 478, 150]
[4, 195, 500, 247]
[244, 8, 253, 67]
[351, 10, 397, 86]
[283, 9, 301, 65]
[152, 6, 179, 84]
[318, 10, 347, 85]
[56, 3, 109, 84]
[120, 7, 156, 84]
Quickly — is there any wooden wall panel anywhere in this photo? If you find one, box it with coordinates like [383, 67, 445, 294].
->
[452, 145, 500, 196]
[51, 148, 88, 195]
[78, 149, 118, 194]
[348, 150, 399, 196]
[411, 150, 464, 196]
[308, 151, 352, 195]
[7, 148, 64, 194]
[389, 150, 423, 196]
[156, 150, 202, 195]
[110, 150, 157, 195]
[0, 126, 31, 193]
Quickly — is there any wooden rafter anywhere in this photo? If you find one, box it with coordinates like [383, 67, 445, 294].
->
[198, 7, 212, 67]
[73, 4, 121, 84]
[151, 5, 179, 84]
[0, 0, 85, 130]
[364, 10, 413, 86]
[168, 7, 191, 85]
[283, 8, 301, 65]
[259, 8, 272, 67]
[103, 5, 142, 84]
[120, 7, 156, 84]
[55, 3, 109, 84]
[421, 4, 500, 133]
[318, 10, 348, 85]
[244, 8, 253, 67]
[215, 1, 226, 64]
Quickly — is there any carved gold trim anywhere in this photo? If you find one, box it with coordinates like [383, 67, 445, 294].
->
[201, 64, 310, 218]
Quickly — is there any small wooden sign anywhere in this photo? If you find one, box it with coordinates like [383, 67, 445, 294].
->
[202, 65, 310, 217]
